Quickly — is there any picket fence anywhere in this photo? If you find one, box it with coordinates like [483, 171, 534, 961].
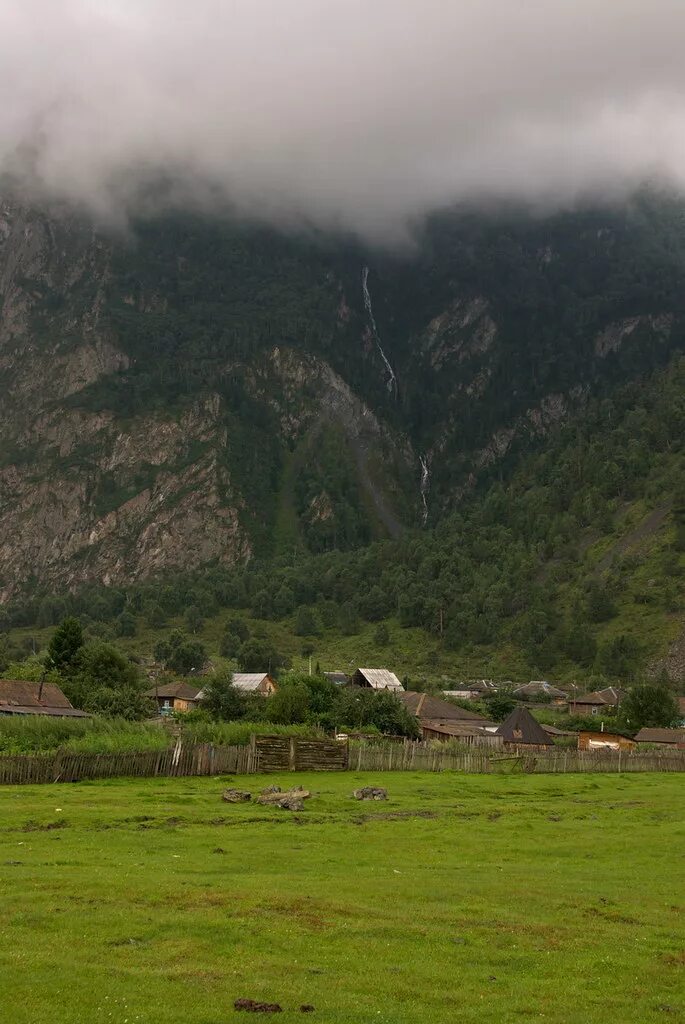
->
[0, 737, 682, 785]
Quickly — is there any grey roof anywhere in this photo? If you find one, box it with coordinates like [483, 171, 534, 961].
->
[513, 681, 568, 699]
[496, 706, 552, 745]
[352, 668, 404, 690]
[231, 673, 272, 691]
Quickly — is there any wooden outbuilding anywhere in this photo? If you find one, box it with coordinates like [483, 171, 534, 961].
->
[496, 706, 553, 750]
[569, 687, 627, 717]
[578, 731, 636, 752]
[230, 673, 278, 695]
[0, 679, 89, 718]
[351, 668, 403, 691]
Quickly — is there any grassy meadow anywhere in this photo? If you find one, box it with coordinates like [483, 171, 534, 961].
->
[0, 772, 683, 1023]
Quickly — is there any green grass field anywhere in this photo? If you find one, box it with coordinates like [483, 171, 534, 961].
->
[1, 772, 683, 1023]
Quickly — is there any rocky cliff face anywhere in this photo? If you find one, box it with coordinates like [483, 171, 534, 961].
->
[2, 193, 685, 596]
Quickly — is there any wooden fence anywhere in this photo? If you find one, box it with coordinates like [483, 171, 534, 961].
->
[0, 737, 682, 785]
[0, 736, 348, 786]
[349, 740, 685, 774]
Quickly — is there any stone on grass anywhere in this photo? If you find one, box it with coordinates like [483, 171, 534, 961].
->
[353, 787, 387, 801]
[222, 789, 252, 803]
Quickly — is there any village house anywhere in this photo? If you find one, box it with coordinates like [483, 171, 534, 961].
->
[145, 681, 203, 715]
[569, 686, 627, 717]
[350, 668, 404, 691]
[634, 727, 685, 748]
[496, 706, 553, 750]
[396, 691, 496, 741]
[577, 730, 636, 752]
[512, 681, 568, 706]
[0, 679, 89, 718]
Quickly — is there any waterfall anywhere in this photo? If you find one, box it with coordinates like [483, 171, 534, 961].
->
[361, 266, 397, 396]
[419, 454, 430, 525]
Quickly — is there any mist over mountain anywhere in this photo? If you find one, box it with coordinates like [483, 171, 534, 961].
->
[4, 1, 685, 240]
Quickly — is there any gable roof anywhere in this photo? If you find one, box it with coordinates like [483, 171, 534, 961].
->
[634, 727, 685, 745]
[496, 706, 551, 745]
[513, 681, 568, 699]
[353, 668, 403, 690]
[398, 691, 492, 723]
[144, 681, 203, 701]
[571, 691, 609, 706]
[231, 673, 273, 691]
[0, 679, 89, 717]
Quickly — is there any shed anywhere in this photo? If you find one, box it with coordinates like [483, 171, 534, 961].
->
[0, 679, 89, 718]
[231, 673, 278, 695]
[569, 687, 626, 716]
[144, 681, 202, 715]
[419, 719, 503, 746]
[578, 731, 636, 752]
[351, 668, 403, 691]
[496, 706, 553, 749]
[634, 727, 685, 748]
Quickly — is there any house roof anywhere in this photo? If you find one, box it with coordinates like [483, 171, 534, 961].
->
[231, 673, 273, 691]
[0, 679, 89, 717]
[541, 724, 576, 737]
[398, 691, 492, 723]
[634, 727, 685, 745]
[420, 719, 495, 738]
[496, 706, 552, 745]
[595, 686, 627, 704]
[353, 668, 404, 690]
[571, 691, 610, 706]
[144, 681, 203, 701]
[513, 681, 568, 699]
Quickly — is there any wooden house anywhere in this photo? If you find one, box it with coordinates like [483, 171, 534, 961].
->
[495, 706, 553, 750]
[324, 672, 350, 686]
[396, 691, 496, 742]
[0, 679, 89, 718]
[350, 668, 403, 691]
[578, 731, 636, 752]
[569, 687, 627, 717]
[145, 681, 203, 715]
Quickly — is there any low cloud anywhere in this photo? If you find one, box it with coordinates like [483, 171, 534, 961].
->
[2, 0, 685, 240]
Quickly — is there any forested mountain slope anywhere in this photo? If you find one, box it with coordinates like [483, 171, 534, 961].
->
[1, 188, 685, 620]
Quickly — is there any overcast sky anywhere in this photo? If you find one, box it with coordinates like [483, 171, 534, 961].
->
[2, 0, 685, 240]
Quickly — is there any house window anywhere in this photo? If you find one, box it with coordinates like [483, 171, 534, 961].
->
[162, 699, 172, 715]
[592, 707, 598, 715]
[513, 729, 523, 739]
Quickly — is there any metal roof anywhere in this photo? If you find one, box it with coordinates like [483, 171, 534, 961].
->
[353, 668, 404, 690]
[231, 673, 272, 691]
